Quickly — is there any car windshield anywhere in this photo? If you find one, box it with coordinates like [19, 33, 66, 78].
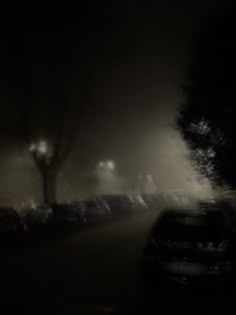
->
[1, 3, 236, 315]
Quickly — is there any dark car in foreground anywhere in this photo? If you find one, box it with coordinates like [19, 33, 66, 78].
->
[143, 206, 236, 292]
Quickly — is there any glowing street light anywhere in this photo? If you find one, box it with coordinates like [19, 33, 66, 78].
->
[29, 143, 37, 152]
[98, 161, 105, 168]
[146, 174, 153, 181]
[29, 139, 52, 163]
[107, 160, 115, 170]
[38, 140, 48, 155]
[97, 160, 116, 171]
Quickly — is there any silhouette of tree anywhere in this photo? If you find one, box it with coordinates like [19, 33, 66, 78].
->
[178, 3, 236, 187]
[20, 22, 82, 204]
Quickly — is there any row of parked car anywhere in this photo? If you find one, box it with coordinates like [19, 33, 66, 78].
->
[1, 191, 227, 246]
[0, 194, 162, 245]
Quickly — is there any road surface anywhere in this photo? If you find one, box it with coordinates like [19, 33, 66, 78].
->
[0, 208, 235, 315]
[0, 209, 162, 314]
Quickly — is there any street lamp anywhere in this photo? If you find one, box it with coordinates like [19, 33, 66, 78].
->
[98, 161, 105, 168]
[29, 139, 52, 164]
[96, 160, 118, 195]
[97, 160, 116, 171]
[146, 174, 153, 181]
[107, 160, 115, 171]
[29, 139, 52, 204]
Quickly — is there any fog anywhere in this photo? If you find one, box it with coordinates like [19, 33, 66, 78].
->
[0, 68, 215, 208]
[0, 125, 213, 208]
[0, 2, 228, 207]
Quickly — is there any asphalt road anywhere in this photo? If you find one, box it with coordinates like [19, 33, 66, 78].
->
[0, 209, 162, 314]
[1, 207, 236, 315]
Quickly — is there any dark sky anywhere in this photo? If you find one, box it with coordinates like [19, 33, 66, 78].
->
[0, 1, 232, 203]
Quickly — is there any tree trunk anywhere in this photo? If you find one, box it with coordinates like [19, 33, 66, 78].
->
[47, 168, 57, 204]
[40, 167, 49, 204]
[40, 167, 57, 204]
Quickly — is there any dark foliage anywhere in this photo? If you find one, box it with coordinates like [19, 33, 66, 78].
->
[178, 3, 236, 187]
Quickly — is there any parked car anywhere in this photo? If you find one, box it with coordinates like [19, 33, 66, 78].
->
[128, 195, 148, 212]
[24, 205, 53, 234]
[143, 206, 236, 292]
[141, 194, 159, 209]
[198, 199, 236, 226]
[104, 194, 146, 218]
[221, 190, 236, 211]
[222, 190, 236, 199]
[164, 190, 194, 207]
[51, 202, 86, 230]
[70, 201, 87, 224]
[102, 194, 148, 219]
[104, 195, 133, 218]
[0, 207, 26, 243]
[141, 194, 155, 209]
[142, 193, 167, 210]
[85, 198, 112, 224]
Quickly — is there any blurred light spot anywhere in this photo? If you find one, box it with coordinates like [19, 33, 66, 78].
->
[38, 140, 48, 155]
[99, 161, 105, 168]
[107, 160, 115, 170]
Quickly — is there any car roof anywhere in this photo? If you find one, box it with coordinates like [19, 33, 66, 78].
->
[161, 209, 206, 220]
[158, 206, 230, 227]
[153, 208, 230, 240]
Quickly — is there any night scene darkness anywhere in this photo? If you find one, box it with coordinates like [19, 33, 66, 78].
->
[0, 1, 236, 314]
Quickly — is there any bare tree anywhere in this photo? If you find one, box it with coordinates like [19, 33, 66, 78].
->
[21, 24, 80, 204]
[24, 90, 77, 204]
